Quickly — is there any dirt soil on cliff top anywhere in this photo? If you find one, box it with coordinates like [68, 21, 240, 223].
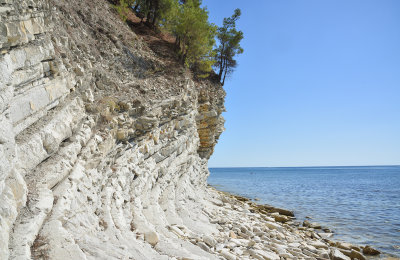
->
[52, 0, 192, 106]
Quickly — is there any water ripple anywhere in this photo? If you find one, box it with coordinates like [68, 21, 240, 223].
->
[208, 166, 400, 257]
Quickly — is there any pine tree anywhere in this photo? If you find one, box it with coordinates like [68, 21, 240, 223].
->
[132, 0, 179, 26]
[115, 0, 243, 79]
[173, 0, 216, 72]
[214, 9, 244, 85]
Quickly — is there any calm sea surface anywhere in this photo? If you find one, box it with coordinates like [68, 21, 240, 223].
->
[208, 166, 400, 257]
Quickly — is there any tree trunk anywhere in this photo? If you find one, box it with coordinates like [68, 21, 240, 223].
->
[146, 0, 153, 22]
[218, 67, 223, 80]
[180, 39, 186, 63]
[219, 57, 226, 80]
[218, 43, 225, 79]
[152, 15, 157, 26]
[222, 69, 227, 86]
[152, 0, 159, 25]
[221, 62, 228, 86]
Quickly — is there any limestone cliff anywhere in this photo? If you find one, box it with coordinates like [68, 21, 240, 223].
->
[0, 0, 225, 259]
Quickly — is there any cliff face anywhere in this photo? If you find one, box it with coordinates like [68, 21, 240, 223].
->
[0, 0, 225, 259]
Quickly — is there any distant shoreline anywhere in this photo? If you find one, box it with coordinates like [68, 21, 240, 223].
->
[209, 165, 400, 169]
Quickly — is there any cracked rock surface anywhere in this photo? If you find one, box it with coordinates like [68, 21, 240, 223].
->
[1, 0, 224, 258]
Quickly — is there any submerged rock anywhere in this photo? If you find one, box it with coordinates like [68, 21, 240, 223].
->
[256, 205, 295, 217]
[303, 220, 322, 229]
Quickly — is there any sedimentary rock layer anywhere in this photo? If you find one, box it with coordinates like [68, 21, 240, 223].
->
[1, 0, 225, 258]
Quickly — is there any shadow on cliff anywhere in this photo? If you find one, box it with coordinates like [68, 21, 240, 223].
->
[127, 20, 178, 62]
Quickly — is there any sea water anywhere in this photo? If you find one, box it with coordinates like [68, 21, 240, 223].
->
[208, 166, 400, 257]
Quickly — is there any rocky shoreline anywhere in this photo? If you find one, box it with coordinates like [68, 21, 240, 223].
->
[195, 186, 389, 260]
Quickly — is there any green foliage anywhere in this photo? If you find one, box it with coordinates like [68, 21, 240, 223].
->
[114, 0, 243, 82]
[213, 8, 244, 85]
[174, 0, 216, 72]
[156, 0, 180, 26]
[114, 0, 135, 22]
[157, 0, 180, 30]
[130, 0, 216, 74]
[132, 0, 178, 25]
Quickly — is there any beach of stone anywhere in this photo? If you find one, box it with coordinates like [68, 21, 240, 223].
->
[190, 186, 390, 260]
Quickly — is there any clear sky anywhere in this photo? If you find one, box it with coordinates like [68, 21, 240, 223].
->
[203, 0, 400, 167]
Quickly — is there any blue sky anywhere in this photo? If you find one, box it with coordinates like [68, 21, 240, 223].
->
[203, 0, 400, 167]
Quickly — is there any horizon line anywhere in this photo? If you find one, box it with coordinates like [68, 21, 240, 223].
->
[208, 164, 400, 169]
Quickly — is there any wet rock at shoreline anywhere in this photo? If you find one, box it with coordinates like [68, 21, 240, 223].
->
[362, 245, 381, 255]
[319, 232, 334, 238]
[331, 248, 351, 260]
[255, 205, 295, 217]
[272, 213, 290, 223]
[350, 249, 367, 260]
[303, 220, 322, 229]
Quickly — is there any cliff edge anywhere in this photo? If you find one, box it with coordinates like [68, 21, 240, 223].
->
[0, 0, 225, 258]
